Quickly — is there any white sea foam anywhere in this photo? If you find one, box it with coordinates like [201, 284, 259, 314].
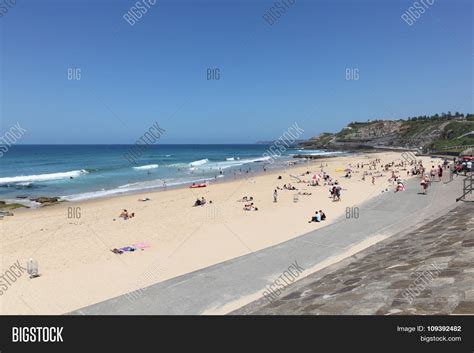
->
[2, 198, 42, 208]
[61, 177, 213, 201]
[133, 164, 159, 170]
[189, 159, 209, 167]
[294, 150, 344, 156]
[205, 156, 271, 170]
[0, 170, 88, 184]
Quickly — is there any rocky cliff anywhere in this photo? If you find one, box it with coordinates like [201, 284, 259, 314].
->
[299, 114, 474, 152]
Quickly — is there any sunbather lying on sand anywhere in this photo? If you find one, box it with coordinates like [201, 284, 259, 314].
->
[283, 183, 297, 190]
[243, 202, 258, 211]
[238, 196, 253, 202]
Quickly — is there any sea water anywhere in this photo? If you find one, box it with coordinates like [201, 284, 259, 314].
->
[0, 144, 341, 203]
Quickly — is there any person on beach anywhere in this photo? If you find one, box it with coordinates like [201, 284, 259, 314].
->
[438, 165, 443, 181]
[243, 202, 258, 211]
[119, 209, 129, 219]
[395, 181, 405, 193]
[430, 166, 436, 181]
[193, 197, 206, 206]
[308, 211, 321, 223]
[420, 176, 429, 194]
[335, 186, 341, 201]
[330, 186, 336, 199]
[319, 210, 326, 220]
[372, 176, 375, 185]
[273, 189, 278, 203]
[239, 196, 253, 202]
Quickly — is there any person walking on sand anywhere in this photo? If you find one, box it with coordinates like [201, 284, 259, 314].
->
[273, 189, 278, 203]
[430, 166, 436, 181]
[372, 176, 375, 185]
[335, 185, 341, 201]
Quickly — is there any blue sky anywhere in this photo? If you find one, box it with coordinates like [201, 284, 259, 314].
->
[1, 0, 472, 143]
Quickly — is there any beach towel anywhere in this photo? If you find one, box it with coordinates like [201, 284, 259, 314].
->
[112, 243, 149, 254]
[120, 246, 136, 252]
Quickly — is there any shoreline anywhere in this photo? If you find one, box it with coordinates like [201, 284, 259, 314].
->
[6, 152, 349, 213]
[0, 151, 443, 314]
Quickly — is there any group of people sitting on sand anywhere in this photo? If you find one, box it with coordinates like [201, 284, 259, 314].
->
[237, 196, 258, 211]
[308, 210, 326, 223]
[118, 209, 135, 220]
[322, 173, 333, 185]
[410, 163, 425, 176]
[194, 197, 211, 206]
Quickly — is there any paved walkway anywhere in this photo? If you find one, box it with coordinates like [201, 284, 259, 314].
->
[235, 202, 473, 315]
[72, 176, 464, 315]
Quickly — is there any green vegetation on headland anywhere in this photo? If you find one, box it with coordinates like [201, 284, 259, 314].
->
[299, 112, 474, 154]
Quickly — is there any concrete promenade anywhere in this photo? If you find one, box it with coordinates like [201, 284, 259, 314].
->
[235, 201, 473, 314]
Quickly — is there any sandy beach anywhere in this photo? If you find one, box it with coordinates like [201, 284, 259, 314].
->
[0, 151, 443, 314]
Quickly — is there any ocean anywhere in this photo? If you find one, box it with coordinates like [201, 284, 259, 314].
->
[0, 144, 342, 204]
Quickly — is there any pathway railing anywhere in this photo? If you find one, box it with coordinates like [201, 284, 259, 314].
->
[456, 172, 473, 202]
